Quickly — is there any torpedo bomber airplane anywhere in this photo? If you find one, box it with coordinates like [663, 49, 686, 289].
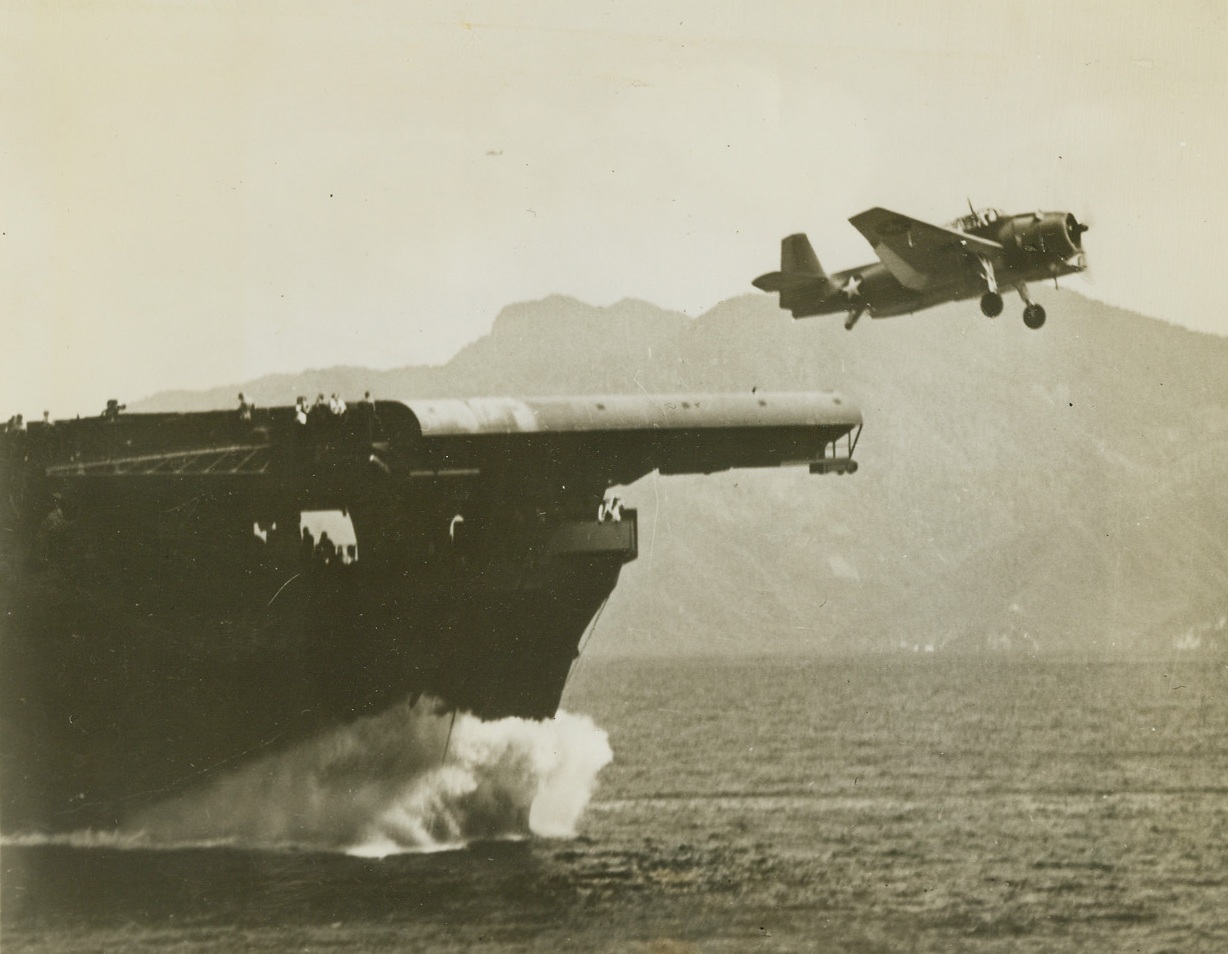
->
[753, 206, 1089, 330]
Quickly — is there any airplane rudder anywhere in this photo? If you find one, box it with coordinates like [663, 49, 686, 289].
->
[781, 233, 825, 278]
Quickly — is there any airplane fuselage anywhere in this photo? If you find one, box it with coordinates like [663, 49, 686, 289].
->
[793, 212, 1085, 319]
[755, 208, 1088, 329]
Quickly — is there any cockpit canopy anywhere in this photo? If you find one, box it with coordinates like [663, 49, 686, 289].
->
[949, 207, 1002, 232]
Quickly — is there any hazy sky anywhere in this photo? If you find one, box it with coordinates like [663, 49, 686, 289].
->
[3, 1, 1225, 416]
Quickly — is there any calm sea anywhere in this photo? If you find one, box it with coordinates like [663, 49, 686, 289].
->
[4, 656, 1226, 953]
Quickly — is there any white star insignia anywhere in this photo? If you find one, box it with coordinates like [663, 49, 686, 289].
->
[843, 275, 862, 298]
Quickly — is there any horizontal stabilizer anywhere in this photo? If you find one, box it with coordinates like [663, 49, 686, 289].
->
[753, 233, 831, 295]
[752, 270, 827, 293]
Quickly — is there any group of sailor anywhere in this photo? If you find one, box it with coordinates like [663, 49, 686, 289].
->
[300, 526, 358, 567]
[7, 403, 123, 429]
[293, 391, 372, 425]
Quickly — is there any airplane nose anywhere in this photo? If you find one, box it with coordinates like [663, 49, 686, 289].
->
[1019, 213, 1086, 260]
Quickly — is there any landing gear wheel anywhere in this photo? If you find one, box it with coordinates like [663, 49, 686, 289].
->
[980, 292, 1004, 318]
[1023, 303, 1047, 329]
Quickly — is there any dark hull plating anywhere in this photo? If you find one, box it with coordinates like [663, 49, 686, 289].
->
[1, 393, 860, 832]
[2, 548, 624, 831]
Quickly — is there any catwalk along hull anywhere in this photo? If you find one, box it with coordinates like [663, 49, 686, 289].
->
[0, 393, 861, 831]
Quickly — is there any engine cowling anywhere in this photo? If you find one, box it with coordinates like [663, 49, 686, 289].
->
[1014, 212, 1087, 260]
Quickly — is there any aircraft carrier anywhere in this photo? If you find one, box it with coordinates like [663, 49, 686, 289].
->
[0, 393, 861, 832]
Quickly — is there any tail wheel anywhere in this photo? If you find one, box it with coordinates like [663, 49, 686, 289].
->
[1023, 303, 1047, 329]
[980, 292, 1004, 318]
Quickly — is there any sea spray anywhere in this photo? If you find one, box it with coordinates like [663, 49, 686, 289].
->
[116, 698, 612, 855]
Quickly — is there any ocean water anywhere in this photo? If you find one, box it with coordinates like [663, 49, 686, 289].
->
[3, 655, 1226, 953]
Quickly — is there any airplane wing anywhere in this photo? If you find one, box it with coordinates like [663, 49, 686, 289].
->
[849, 208, 1003, 292]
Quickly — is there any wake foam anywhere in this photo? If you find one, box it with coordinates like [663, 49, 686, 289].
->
[10, 700, 612, 857]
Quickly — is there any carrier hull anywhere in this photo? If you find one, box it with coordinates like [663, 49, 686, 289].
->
[1, 392, 860, 832]
[1, 548, 627, 830]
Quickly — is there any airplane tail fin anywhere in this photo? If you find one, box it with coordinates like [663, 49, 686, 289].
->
[752, 233, 831, 293]
[780, 233, 826, 279]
